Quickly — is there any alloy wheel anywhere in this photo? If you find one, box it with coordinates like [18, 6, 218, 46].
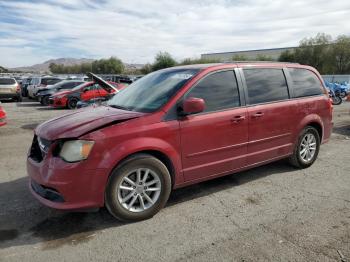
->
[117, 168, 161, 213]
[299, 133, 317, 162]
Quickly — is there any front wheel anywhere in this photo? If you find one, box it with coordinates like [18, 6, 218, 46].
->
[67, 97, 79, 109]
[288, 126, 320, 168]
[105, 154, 172, 221]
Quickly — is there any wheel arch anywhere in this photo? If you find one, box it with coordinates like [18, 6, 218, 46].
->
[296, 114, 324, 143]
[306, 122, 323, 141]
[115, 150, 176, 189]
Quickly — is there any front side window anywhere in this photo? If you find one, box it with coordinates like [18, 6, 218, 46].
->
[289, 68, 324, 97]
[108, 68, 199, 112]
[185, 70, 240, 113]
[244, 68, 289, 104]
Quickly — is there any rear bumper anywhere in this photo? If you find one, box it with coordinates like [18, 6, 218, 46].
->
[0, 93, 20, 100]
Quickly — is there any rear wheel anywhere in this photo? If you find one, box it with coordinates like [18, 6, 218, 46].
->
[105, 154, 172, 221]
[288, 126, 320, 168]
[41, 96, 50, 106]
[67, 97, 79, 109]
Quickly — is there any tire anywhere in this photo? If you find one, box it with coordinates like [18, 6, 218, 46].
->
[41, 96, 50, 106]
[288, 126, 320, 168]
[105, 154, 172, 222]
[332, 95, 342, 105]
[16, 95, 22, 102]
[67, 97, 79, 109]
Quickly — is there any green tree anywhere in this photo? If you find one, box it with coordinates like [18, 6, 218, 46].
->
[256, 54, 273, 61]
[180, 57, 220, 65]
[231, 54, 249, 61]
[140, 63, 153, 74]
[294, 33, 332, 74]
[278, 50, 296, 62]
[152, 52, 177, 71]
[331, 35, 350, 74]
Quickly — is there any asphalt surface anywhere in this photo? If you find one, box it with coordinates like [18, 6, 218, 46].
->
[0, 99, 349, 262]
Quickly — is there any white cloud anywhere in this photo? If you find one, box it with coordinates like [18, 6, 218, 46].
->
[0, 0, 350, 67]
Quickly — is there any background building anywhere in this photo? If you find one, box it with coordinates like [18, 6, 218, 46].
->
[201, 46, 296, 61]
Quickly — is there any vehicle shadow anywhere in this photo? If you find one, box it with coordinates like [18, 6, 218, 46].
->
[0, 160, 294, 250]
[332, 123, 350, 136]
[16, 102, 42, 107]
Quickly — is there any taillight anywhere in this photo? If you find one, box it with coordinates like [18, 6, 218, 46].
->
[16, 84, 20, 92]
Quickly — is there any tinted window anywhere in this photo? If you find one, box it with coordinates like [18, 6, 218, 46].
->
[185, 71, 240, 113]
[289, 68, 324, 97]
[244, 69, 289, 104]
[42, 78, 61, 85]
[0, 78, 15, 85]
[61, 82, 81, 89]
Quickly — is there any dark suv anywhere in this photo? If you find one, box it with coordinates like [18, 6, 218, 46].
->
[27, 62, 333, 221]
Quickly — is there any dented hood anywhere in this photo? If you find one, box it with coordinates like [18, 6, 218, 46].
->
[36, 106, 145, 140]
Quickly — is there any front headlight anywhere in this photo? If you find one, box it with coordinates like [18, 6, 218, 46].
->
[59, 140, 95, 162]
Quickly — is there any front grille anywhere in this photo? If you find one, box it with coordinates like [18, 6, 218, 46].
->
[29, 135, 51, 162]
[31, 180, 65, 203]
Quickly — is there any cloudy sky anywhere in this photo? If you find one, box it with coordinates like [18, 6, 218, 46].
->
[0, 0, 350, 67]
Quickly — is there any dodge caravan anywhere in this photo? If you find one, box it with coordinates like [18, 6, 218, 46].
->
[27, 62, 333, 221]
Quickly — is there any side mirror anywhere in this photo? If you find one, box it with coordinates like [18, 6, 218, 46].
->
[181, 97, 205, 115]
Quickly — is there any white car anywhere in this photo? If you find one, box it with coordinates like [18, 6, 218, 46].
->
[27, 77, 62, 99]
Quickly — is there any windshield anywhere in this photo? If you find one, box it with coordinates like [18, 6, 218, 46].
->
[107, 68, 199, 112]
[72, 82, 90, 91]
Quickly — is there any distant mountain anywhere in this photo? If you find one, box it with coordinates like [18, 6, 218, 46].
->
[10, 58, 144, 73]
[10, 58, 95, 73]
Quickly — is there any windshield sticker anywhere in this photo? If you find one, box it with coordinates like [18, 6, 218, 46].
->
[170, 73, 194, 80]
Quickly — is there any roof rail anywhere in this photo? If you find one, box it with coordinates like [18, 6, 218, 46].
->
[222, 61, 300, 64]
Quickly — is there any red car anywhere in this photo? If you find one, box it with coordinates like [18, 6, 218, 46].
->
[49, 81, 124, 109]
[27, 62, 333, 221]
[0, 102, 6, 126]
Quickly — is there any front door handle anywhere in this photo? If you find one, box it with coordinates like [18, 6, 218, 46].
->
[252, 112, 264, 118]
[231, 115, 245, 123]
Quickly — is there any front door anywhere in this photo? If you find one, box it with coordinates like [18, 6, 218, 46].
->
[179, 70, 248, 182]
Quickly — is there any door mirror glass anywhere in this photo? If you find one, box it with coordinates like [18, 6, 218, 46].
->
[181, 97, 205, 115]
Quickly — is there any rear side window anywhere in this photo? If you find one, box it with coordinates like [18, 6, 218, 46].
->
[185, 70, 240, 113]
[0, 78, 15, 85]
[244, 69, 289, 104]
[289, 68, 324, 97]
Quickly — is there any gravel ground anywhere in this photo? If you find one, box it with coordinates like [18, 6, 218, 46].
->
[0, 99, 349, 262]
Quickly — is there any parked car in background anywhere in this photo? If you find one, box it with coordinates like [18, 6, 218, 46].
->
[27, 62, 333, 222]
[0, 102, 6, 126]
[27, 77, 62, 99]
[36, 80, 85, 106]
[21, 77, 32, 97]
[0, 77, 22, 102]
[49, 81, 122, 109]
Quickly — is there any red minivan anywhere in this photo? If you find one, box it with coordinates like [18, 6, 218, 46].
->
[27, 62, 333, 221]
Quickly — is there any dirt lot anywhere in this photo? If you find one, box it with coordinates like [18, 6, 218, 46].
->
[0, 100, 349, 262]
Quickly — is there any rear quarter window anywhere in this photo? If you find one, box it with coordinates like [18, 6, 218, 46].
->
[289, 68, 324, 97]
